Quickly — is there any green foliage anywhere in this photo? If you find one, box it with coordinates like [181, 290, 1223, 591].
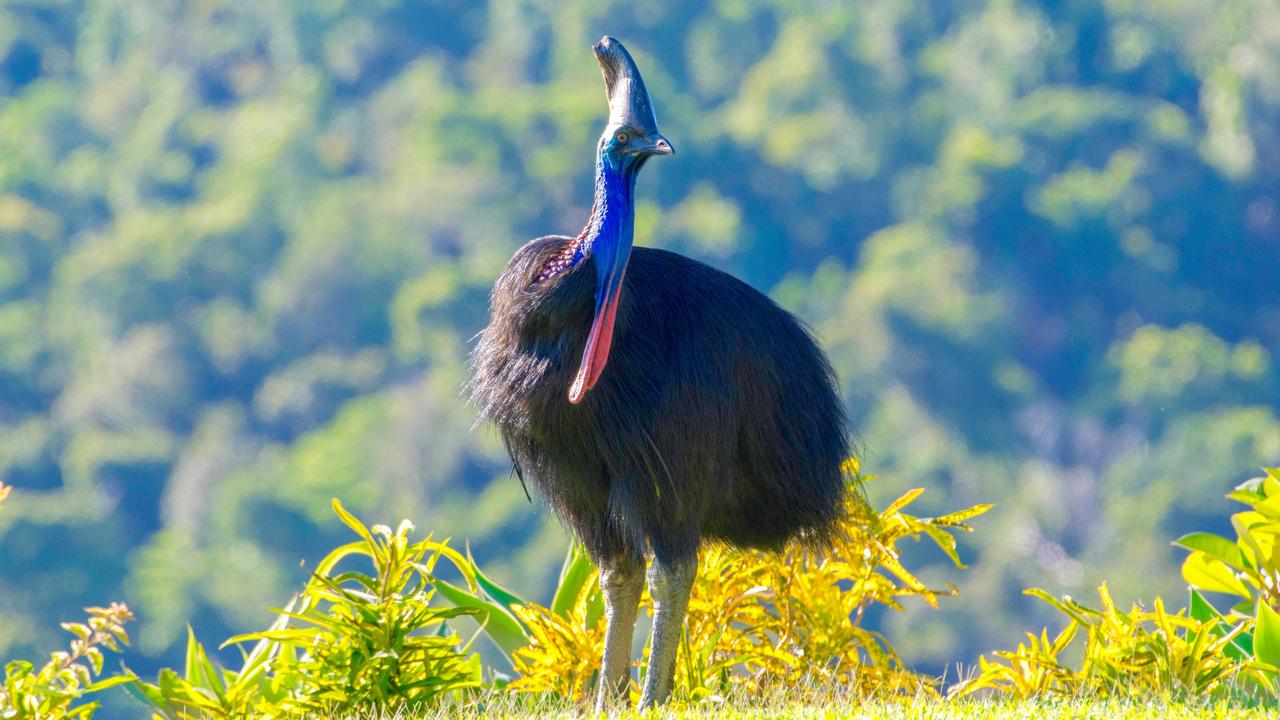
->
[953, 470, 1280, 703]
[445, 465, 992, 703]
[0, 486, 991, 714]
[11, 477, 1280, 714]
[1170, 468, 1280, 679]
[0, 604, 133, 720]
[122, 625, 283, 720]
[1176, 469, 1280, 613]
[950, 585, 1270, 701]
[125, 500, 482, 718]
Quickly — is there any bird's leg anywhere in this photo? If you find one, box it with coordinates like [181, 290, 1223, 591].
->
[638, 557, 696, 710]
[595, 555, 644, 712]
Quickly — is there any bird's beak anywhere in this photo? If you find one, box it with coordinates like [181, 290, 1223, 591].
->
[644, 135, 675, 155]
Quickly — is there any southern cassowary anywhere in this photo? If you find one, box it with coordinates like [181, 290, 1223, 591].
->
[471, 37, 851, 710]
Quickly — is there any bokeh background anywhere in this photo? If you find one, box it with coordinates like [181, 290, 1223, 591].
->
[2, 0, 1279, 695]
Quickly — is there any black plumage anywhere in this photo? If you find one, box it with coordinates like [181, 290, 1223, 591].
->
[472, 237, 851, 566]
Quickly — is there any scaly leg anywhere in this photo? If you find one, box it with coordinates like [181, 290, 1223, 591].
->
[638, 558, 696, 710]
[595, 555, 644, 712]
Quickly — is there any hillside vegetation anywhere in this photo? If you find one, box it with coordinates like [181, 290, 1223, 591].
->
[1, 0, 1278, 706]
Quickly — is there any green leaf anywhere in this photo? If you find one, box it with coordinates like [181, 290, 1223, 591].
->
[1188, 587, 1217, 623]
[1187, 589, 1218, 622]
[183, 626, 200, 683]
[120, 676, 171, 713]
[81, 675, 136, 693]
[222, 628, 322, 646]
[585, 585, 604, 630]
[1262, 469, 1280, 498]
[330, 498, 375, 547]
[1235, 475, 1267, 495]
[1255, 599, 1280, 669]
[466, 544, 527, 612]
[1232, 624, 1255, 660]
[920, 525, 964, 568]
[61, 622, 91, 640]
[551, 543, 596, 618]
[429, 578, 529, 657]
[181, 626, 225, 701]
[1174, 532, 1249, 571]
[462, 652, 483, 684]
[233, 597, 293, 679]
[1189, 589, 1252, 661]
[930, 503, 995, 528]
[1025, 588, 1098, 626]
[1232, 513, 1274, 571]
[313, 541, 373, 579]
[882, 487, 925, 516]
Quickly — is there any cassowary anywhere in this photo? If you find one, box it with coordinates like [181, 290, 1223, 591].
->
[472, 37, 851, 710]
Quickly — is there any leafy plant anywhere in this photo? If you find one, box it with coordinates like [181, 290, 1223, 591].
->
[507, 560, 606, 700]
[666, 473, 991, 701]
[122, 619, 297, 718]
[446, 462, 993, 703]
[952, 469, 1280, 703]
[951, 584, 1271, 700]
[0, 474, 994, 712]
[126, 499, 484, 718]
[1176, 468, 1280, 675]
[0, 604, 134, 719]
[430, 537, 607, 697]
[1177, 469, 1280, 610]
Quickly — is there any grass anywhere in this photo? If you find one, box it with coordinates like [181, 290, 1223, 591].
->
[342, 685, 1277, 719]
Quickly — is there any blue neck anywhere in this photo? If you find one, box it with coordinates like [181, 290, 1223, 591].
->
[541, 152, 639, 281]
[584, 153, 639, 258]
[535, 148, 646, 286]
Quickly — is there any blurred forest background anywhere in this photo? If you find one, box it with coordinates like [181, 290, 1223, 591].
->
[1, 0, 1278, 686]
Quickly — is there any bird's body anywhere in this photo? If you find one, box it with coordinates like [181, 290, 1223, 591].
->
[473, 238, 849, 567]
[470, 36, 851, 710]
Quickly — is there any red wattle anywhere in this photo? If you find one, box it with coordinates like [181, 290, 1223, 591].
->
[568, 273, 626, 404]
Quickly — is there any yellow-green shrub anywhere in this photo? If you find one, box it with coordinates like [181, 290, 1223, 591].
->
[0, 470, 994, 712]
[1176, 468, 1280, 674]
[950, 584, 1270, 700]
[459, 463, 993, 704]
[125, 500, 484, 718]
[0, 481, 132, 719]
[0, 603, 133, 719]
[954, 469, 1280, 703]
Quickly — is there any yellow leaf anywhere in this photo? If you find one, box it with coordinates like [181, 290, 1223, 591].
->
[1181, 551, 1253, 599]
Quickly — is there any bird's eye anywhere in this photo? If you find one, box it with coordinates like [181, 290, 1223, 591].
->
[615, 131, 629, 144]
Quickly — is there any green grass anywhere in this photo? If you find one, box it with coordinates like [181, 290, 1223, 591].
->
[347, 687, 1276, 719]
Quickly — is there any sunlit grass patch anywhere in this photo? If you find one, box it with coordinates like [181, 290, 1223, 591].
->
[349, 684, 1276, 720]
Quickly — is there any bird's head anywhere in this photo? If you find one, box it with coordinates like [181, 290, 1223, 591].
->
[593, 36, 675, 166]
[568, 37, 674, 404]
